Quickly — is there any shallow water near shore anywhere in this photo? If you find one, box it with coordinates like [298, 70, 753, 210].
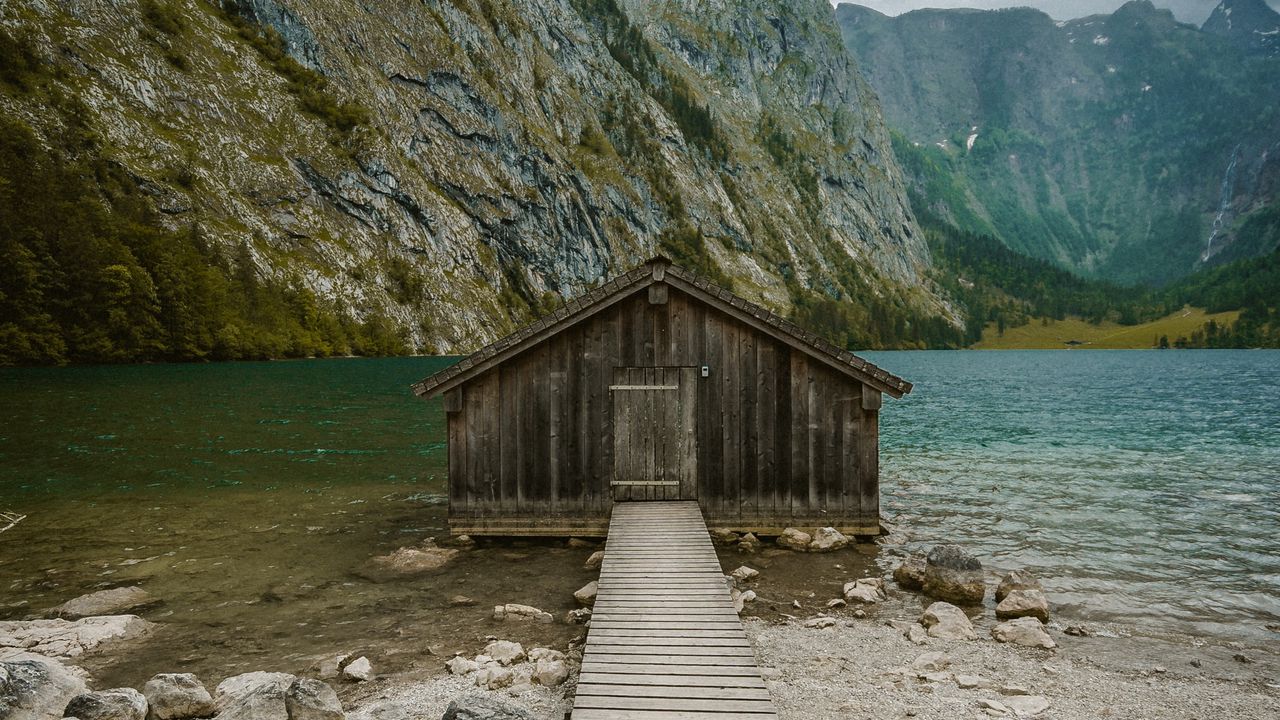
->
[1, 351, 1277, 685]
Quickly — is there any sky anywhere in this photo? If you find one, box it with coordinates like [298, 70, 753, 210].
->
[831, 1, 1280, 25]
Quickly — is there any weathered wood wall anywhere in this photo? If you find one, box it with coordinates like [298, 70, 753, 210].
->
[445, 286, 881, 535]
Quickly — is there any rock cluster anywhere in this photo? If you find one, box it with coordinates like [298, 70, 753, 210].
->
[444, 642, 574, 691]
[775, 527, 852, 553]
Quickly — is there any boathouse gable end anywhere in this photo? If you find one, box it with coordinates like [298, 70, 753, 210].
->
[412, 257, 910, 537]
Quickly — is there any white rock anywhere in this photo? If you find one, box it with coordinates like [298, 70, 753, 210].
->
[64, 688, 147, 720]
[777, 528, 811, 551]
[919, 601, 976, 640]
[1004, 695, 1051, 717]
[730, 566, 759, 582]
[366, 545, 457, 576]
[842, 579, 886, 604]
[978, 698, 1010, 714]
[995, 589, 1050, 623]
[905, 624, 929, 645]
[342, 657, 373, 682]
[910, 651, 950, 674]
[142, 673, 215, 720]
[739, 590, 756, 604]
[493, 604, 553, 623]
[0, 653, 89, 720]
[803, 617, 836, 629]
[826, 599, 847, 609]
[573, 581, 598, 607]
[531, 659, 569, 687]
[283, 678, 343, 720]
[214, 672, 295, 720]
[445, 657, 479, 675]
[527, 648, 565, 663]
[564, 608, 592, 625]
[583, 551, 604, 570]
[473, 666, 514, 690]
[0, 616, 154, 659]
[991, 617, 1056, 649]
[955, 674, 993, 689]
[808, 527, 849, 552]
[483, 641, 525, 666]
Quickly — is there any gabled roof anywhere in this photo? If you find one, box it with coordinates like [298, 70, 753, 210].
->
[411, 257, 913, 399]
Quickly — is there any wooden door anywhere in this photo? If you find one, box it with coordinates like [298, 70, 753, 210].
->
[610, 367, 698, 501]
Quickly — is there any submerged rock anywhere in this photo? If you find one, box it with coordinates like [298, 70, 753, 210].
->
[364, 544, 458, 578]
[0, 616, 154, 660]
[995, 570, 1043, 602]
[283, 679, 343, 720]
[996, 589, 1050, 623]
[922, 545, 985, 604]
[991, 617, 1057, 649]
[777, 528, 811, 551]
[0, 653, 88, 720]
[52, 588, 156, 620]
[842, 578, 886, 604]
[919, 602, 976, 640]
[142, 673, 215, 720]
[573, 581, 598, 607]
[892, 554, 927, 591]
[808, 527, 849, 552]
[492, 604, 552, 624]
[64, 689, 147, 720]
[441, 695, 534, 720]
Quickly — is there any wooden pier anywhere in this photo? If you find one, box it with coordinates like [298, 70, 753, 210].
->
[572, 501, 779, 719]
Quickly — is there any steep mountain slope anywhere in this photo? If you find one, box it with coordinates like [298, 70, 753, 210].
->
[0, 0, 954, 364]
[838, 0, 1280, 285]
[1203, 0, 1280, 56]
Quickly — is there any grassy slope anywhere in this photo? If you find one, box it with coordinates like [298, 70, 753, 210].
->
[974, 307, 1242, 349]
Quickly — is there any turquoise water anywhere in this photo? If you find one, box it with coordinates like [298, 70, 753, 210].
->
[0, 351, 1277, 684]
[866, 350, 1280, 640]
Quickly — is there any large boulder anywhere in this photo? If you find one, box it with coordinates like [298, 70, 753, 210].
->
[776, 528, 811, 551]
[64, 688, 148, 720]
[0, 617, 154, 660]
[213, 672, 294, 720]
[892, 554, 926, 591]
[531, 658, 568, 687]
[921, 545, 985, 604]
[52, 588, 156, 620]
[341, 658, 372, 682]
[0, 653, 88, 720]
[995, 570, 1043, 602]
[283, 679, 343, 720]
[441, 695, 535, 720]
[919, 602, 976, 640]
[996, 589, 1050, 623]
[808, 528, 849, 552]
[142, 673, 215, 720]
[991, 617, 1057, 649]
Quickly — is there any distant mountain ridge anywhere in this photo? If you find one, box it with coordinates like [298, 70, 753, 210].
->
[1203, 0, 1280, 56]
[838, 0, 1280, 285]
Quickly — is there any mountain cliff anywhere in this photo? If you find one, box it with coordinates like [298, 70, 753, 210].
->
[838, 0, 1280, 285]
[0, 0, 954, 364]
[1203, 0, 1280, 56]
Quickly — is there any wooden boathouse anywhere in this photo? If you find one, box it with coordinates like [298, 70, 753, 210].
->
[411, 256, 911, 537]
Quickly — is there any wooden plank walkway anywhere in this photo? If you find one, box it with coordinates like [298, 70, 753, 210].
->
[572, 501, 778, 719]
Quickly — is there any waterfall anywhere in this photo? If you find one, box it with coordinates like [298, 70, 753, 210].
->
[1203, 143, 1242, 262]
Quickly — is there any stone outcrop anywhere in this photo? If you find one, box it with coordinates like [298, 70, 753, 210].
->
[52, 588, 156, 620]
[0, 653, 88, 720]
[922, 545, 985, 604]
[0, 616, 154, 660]
[141, 673, 215, 720]
[64, 688, 148, 720]
[919, 601, 976, 640]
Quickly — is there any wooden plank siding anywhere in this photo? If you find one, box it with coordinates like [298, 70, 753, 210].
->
[445, 286, 882, 536]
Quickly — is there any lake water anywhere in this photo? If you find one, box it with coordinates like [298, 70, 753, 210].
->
[1, 351, 1277, 684]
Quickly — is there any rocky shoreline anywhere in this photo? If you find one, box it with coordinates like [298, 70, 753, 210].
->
[4, 530, 1278, 720]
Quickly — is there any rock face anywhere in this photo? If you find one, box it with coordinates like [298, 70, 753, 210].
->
[996, 589, 1050, 623]
[141, 673, 216, 720]
[995, 570, 1042, 603]
[573, 581, 598, 607]
[777, 529, 812, 551]
[919, 601, 976, 641]
[441, 695, 535, 720]
[808, 528, 850, 552]
[0, 653, 88, 720]
[0, 616, 154, 660]
[991, 617, 1057, 649]
[52, 588, 156, 620]
[1, 0, 948, 361]
[921, 545, 985, 604]
[892, 555, 926, 591]
[492, 604, 552, 624]
[283, 679, 343, 720]
[64, 689, 148, 720]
